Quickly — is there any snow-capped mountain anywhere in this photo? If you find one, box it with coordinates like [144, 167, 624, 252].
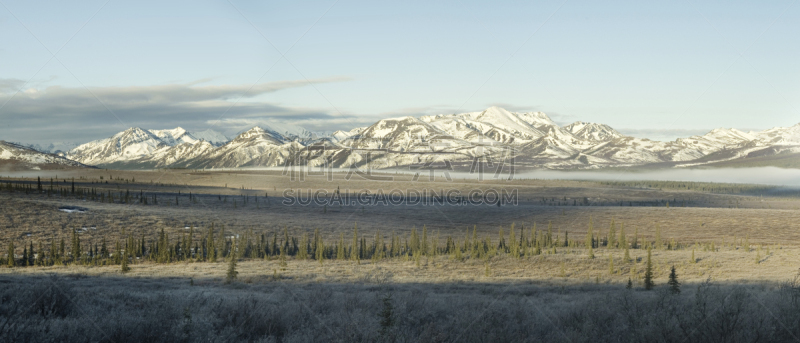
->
[421, 106, 548, 144]
[188, 126, 295, 168]
[0, 141, 89, 170]
[66, 127, 229, 166]
[8, 141, 81, 154]
[564, 122, 623, 142]
[17, 107, 796, 170]
[331, 127, 367, 142]
[751, 124, 800, 145]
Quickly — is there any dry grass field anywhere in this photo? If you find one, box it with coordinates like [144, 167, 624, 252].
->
[1, 245, 795, 286]
[1, 168, 800, 342]
[2, 169, 799, 245]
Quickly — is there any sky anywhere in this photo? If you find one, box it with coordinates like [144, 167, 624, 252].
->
[0, 0, 798, 145]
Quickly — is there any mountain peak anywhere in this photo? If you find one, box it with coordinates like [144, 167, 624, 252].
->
[122, 127, 148, 134]
[230, 126, 285, 145]
[115, 127, 158, 140]
[478, 106, 514, 118]
[514, 111, 555, 127]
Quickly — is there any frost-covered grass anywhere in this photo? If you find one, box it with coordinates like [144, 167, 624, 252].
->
[2, 273, 800, 342]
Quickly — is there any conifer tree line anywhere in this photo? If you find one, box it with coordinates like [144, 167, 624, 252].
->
[2, 176, 724, 210]
[0, 177, 275, 208]
[599, 180, 778, 195]
[1, 217, 732, 269]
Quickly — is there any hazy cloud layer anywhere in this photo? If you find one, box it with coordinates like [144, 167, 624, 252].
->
[0, 78, 25, 93]
[0, 77, 365, 144]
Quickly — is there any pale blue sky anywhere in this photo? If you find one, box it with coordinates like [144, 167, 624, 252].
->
[1, 0, 798, 144]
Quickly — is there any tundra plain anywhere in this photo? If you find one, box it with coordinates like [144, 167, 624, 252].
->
[1, 168, 800, 342]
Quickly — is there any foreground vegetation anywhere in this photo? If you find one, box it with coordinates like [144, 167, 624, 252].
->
[2, 273, 800, 342]
[2, 171, 799, 341]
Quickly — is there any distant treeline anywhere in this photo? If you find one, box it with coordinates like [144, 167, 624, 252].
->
[599, 180, 789, 195]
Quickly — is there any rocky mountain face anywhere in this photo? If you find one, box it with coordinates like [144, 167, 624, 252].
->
[13, 106, 800, 170]
[0, 141, 90, 170]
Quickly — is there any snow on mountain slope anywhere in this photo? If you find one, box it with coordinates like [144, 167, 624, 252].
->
[418, 116, 496, 143]
[234, 122, 316, 142]
[331, 127, 366, 142]
[134, 140, 216, 168]
[518, 136, 579, 160]
[671, 128, 756, 158]
[564, 122, 624, 142]
[183, 126, 292, 168]
[515, 111, 559, 128]
[66, 127, 232, 166]
[0, 141, 88, 170]
[582, 137, 673, 164]
[67, 127, 168, 165]
[343, 116, 447, 151]
[752, 124, 800, 145]
[421, 106, 548, 144]
[149, 127, 198, 146]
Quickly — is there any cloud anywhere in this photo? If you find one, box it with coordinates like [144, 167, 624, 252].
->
[0, 77, 354, 144]
[0, 78, 25, 93]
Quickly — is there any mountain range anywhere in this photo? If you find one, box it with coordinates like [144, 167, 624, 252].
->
[0, 141, 89, 171]
[5, 106, 800, 170]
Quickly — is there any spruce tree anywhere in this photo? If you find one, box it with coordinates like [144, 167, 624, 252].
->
[667, 265, 680, 294]
[644, 246, 654, 290]
[217, 226, 226, 259]
[337, 232, 345, 260]
[35, 241, 43, 266]
[608, 254, 614, 274]
[28, 242, 34, 266]
[226, 240, 238, 284]
[317, 237, 325, 265]
[71, 229, 82, 264]
[585, 217, 594, 259]
[121, 250, 130, 273]
[608, 219, 616, 248]
[207, 226, 216, 262]
[421, 226, 428, 256]
[6, 241, 15, 267]
[509, 224, 518, 258]
[623, 244, 631, 262]
[351, 223, 359, 262]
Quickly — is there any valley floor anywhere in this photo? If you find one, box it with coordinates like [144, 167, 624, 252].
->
[2, 169, 800, 341]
